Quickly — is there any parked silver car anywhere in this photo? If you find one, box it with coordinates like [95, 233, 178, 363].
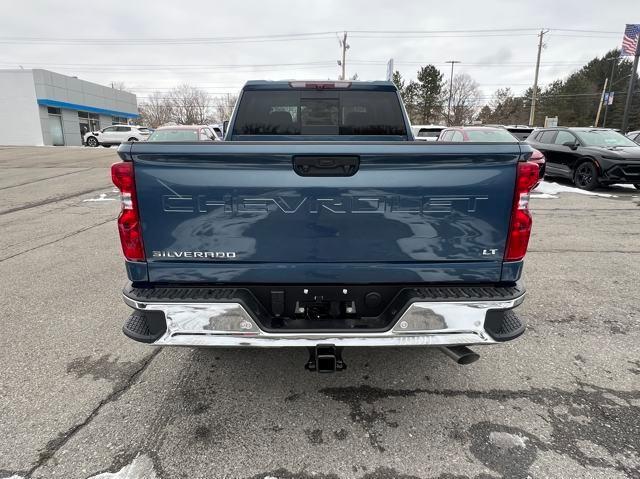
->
[147, 125, 217, 142]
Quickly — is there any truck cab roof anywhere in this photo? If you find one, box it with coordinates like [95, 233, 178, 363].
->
[242, 80, 398, 91]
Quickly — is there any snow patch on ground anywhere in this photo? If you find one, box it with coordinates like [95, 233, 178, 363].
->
[489, 431, 528, 449]
[90, 455, 158, 479]
[3, 455, 157, 479]
[83, 193, 117, 202]
[533, 181, 616, 198]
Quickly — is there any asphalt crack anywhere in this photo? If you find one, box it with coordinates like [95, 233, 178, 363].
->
[0, 185, 111, 216]
[23, 349, 161, 479]
[0, 167, 93, 191]
[0, 217, 116, 263]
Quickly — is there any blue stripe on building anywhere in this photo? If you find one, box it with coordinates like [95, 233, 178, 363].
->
[37, 98, 139, 118]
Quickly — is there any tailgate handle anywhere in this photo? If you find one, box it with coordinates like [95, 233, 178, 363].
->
[293, 156, 359, 177]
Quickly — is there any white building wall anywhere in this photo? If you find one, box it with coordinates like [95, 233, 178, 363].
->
[0, 70, 44, 146]
[0, 68, 138, 146]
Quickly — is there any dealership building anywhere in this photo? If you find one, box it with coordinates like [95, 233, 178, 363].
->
[0, 69, 139, 146]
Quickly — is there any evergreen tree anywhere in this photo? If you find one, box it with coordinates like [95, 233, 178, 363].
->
[391, 70, 405, 94]
[414, 65, 444, 124]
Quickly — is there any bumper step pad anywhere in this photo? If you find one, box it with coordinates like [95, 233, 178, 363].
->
[123, 310, 166, 344]
[484, 309, 526, 341]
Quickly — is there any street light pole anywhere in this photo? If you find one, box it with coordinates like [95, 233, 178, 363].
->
[529, 29, 548, 127]
[446, 60, 460, 126]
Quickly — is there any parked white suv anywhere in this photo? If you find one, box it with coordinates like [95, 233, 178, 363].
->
[411, 125, 446, 141]
[84, 125, 150, 147]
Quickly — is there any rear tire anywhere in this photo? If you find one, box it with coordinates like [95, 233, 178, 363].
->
[102, 144, 111, 148]
[86, 136, 98, 147]
[573, 161, 598, 190]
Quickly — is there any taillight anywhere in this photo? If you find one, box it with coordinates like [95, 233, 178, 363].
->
[505, 161, 539, 261]
[111, 162, 145, 261]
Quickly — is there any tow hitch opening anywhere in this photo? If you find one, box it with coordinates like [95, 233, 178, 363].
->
[305, 345, 346, 373]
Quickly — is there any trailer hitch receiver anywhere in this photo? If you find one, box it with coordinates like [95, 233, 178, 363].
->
[305, 345, 346, 373]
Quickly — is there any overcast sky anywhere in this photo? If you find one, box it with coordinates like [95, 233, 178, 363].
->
[1, 0, 634, 104]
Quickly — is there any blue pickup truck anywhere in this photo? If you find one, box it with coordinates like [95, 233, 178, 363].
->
[111, 80, 539, 371]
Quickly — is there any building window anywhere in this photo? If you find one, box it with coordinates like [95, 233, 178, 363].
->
[47, 107, 61, 115]
[48, 112, 65, 146]
[89, 113, 100, 132]
[78, 111, 89, 119]
[112, 116, 128, 125]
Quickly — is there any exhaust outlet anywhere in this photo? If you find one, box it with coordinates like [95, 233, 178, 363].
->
[439, 346, 480, 365]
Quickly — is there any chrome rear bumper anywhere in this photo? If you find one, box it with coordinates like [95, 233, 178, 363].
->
[122, 293, 526, 348]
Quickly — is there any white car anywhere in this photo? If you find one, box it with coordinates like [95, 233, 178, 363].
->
[208, 124, 224, 140]
[411, 124, 446, 141]
[84, 125, 150, 147]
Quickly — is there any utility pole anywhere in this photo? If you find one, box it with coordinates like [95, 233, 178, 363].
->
[602, 55, 618, 128]
[621, 38, 640, 133]
[338, 32, 349, 80]
[594, 77, 608, 127]
[529, 29, 548, 126]
[446, 60, 460, 126]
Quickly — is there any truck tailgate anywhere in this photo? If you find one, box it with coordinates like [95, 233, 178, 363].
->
[129, 142, 521, 283]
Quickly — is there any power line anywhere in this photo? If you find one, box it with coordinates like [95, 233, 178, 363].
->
[0, 27, 621, 45]
[0, 32, 339, 45]
[0, 61, 336, 68]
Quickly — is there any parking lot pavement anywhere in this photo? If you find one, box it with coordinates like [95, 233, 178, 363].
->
[1, 147, 639, 479]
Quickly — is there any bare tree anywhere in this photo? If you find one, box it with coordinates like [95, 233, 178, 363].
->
[213, 93, 238, 122]
[486, 88, 528, 124]
[446, 74, 481, 125]
[167, 84, 212, 124]
[138, 91, 173, 128]
[110, 81, 129, 91]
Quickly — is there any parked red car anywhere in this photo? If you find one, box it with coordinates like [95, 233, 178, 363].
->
[438, 126, 545, 182]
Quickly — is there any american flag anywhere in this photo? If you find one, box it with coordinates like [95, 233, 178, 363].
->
[622, 24, 640, 56]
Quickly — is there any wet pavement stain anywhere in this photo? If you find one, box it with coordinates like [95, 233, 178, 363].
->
[358, 467, 423, 478]
[245, 468, 339, 479]
[320, 385, 419, 452]
[285, 392, 302, 402]
[333, 429, 349, 441]
[320, 382, 640, 476]
[193, 425, 211, 440]
[66, 354, 143, 389]
[305, 428, 324, 445]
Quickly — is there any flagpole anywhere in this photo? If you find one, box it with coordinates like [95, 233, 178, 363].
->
[621, 33, 640, 133]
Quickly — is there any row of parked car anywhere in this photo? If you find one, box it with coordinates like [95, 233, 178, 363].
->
[85, 121, 639, 191]
[83, 124, 224, 147]
[411, 124, 640, 190]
